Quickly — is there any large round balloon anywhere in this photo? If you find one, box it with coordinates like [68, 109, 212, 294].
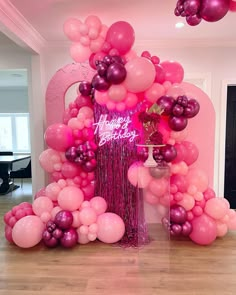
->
[44, 123, 74, 152]
[12, 216, 44, 248]
[200, 0, 230, 22]
[160, 61, 184, 84]
[106, 21, 135, 55]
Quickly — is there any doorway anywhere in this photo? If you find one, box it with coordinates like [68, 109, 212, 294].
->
[224, 85, 236, 208]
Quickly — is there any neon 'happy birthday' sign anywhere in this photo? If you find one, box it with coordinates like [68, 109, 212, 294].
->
[93, 114, 139, 146]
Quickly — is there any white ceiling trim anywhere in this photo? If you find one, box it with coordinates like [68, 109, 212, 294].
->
[0, 0, 47, 53]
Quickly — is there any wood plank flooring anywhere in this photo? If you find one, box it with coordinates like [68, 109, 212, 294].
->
[0, 182, 236, 295]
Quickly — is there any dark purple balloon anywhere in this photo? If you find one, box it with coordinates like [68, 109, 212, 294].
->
[46, 220, 57, 233]
[182, 221, 193, 236]
[103, 55, 113, 65]
[44, 236, 59, 248]
[65, 146, 77, 162]
[161, 144, 177, 163]
[172, 104, 184, 117]
[106, 62, 127, 84]
[92, 74, 110, 91]
[183, 99, 200, 118]
[184, 0, 201, 16]
[157, 96, 175, 115]
[54, 210, 73, 230]
[170, 224, 183, 236]
[186, 14, 202, 26]
[111, 55, 125, 64]
[170, 205, 187, 224]
[200, 0, 230, 22]
[168, 116, 188, 131]
[79, 81, 92, 96]
[43, 230, 51, 241]
[60, 228, 78, 248]
[96, 62, 108, 77]
[52, 228, 63, 239]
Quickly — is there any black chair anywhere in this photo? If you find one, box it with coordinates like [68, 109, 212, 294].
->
[0, 151, 13, 155]
[10, 160, 32, 188]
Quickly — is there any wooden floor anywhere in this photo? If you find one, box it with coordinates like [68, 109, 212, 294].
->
[1, 181, 236, 295]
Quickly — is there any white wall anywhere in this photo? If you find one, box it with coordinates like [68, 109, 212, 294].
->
[41, 45, 236, 197]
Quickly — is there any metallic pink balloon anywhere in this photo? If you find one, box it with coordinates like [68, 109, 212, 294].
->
[157, 95, 175, 115]
[54, 210, 73, 230]
[170, 205, 187, 224]
[184, 0, 201, 16]
[60, 228, 78, 248]
[168, 116, 188, 131]
[161, 144, 177, 163]
[171, 224, 182, 236]
[200, 0, 230, 22]
[186, 14, 202, 26]
[182, 221, 193, 236]
[106, 63, 127, 84]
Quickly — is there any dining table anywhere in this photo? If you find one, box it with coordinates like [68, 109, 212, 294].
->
[0, 155, 31, 195]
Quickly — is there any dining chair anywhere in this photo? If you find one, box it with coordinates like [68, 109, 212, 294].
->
[10, 160, 32, 188]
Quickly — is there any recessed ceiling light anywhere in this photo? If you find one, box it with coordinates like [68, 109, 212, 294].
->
[175, 22, 185, 29]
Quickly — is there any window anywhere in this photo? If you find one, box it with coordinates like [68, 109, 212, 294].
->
[0, 113, 30, 153]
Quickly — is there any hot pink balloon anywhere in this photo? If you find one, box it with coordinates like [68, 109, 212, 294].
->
[12, 216, 44, 248]
[44, 123, 74, 152]
[97, 213, 125, 243]
[145, 83, 165, 104]
[124, 57, 156, 93]
[106, 21, 135, 55]
[182, 141, 199, 165]
[160, 61, 184, 84]
[189, 213, 217, 245]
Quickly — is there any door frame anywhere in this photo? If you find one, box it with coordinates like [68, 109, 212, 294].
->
[219, 79, 236, 197]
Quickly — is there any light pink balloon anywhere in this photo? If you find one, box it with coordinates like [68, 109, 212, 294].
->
[85, 15, 102, 30]
[108, 84, 127, 102]
[144, 83, 165, 104]
[148, 178, 169, 198]
[77, 231, 90, 244]
[124, 57, 156, 93]
[128, 162, 152, 189]
[63, 18, 81, 42]
[45, 182, 61, 201]
[58, 186, 84, 211]
[185, 168, 209, 192]
[44, 123, 74, 152]
[51, 206, 62, 220]
[178, 193, 195, 211]
[227, 217, 236, 230]
[216, 221, 228, 237]
[94, 90, 109, 105]
[90, 196, 108, 215]
[12, 216, 44, 248]
[72, 211, 81, 228]
[144, 190, 159, 205]
[32, 197, 54, 217]
[70, 43, 91, 63]
[40, 212, 52, 223]
[166, 84, 185, 99]
[97, 213, 125, 243]
[79, 207, 97, 225]
[204, 198, 228, 220]
[189, 214, 217, 245]
[39, 148, 62, 173]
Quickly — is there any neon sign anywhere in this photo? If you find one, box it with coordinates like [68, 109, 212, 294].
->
[93, 114, 139, 146]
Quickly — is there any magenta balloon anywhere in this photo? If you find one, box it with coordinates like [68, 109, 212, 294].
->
[106, 63, 127, 84]
[60, 228, 78, 248]
[92, 74, 110, 91]
[189, 214, 217, 245]
[186, 14, 202, 26]
[154, 64, 166, 83]
[106, 21, 135, 55]
[183, 98, 200, 118]
[157, 96, 175, 115]
[160, 61, 184, 84]
[171, 174, 188, 193]
[171, 223, 183, 236]
[168, 116, 188, 131]
[54, 210, 73, 230]
[200, 0, 230, 22]
[161, 144, 177, 162]
[184, 0, 201, 15]
[182, 221, 193, 236]
[172, 104, 184, 117]
[170, 204, 187, 224]
[79, 81, 92, 96]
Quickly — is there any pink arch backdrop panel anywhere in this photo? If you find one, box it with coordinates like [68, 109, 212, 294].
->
[180, 82, 216, 187]
[45, 62, 95, 127]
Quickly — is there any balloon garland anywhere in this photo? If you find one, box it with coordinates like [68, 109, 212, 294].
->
[174, 0, 236, 26]
[3, 15, 236, 249]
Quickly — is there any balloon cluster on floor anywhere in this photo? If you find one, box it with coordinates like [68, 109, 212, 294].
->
[174, 0, 236, 26]
[3, 14, 236, 249]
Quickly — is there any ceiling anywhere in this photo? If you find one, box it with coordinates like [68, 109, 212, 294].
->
[7, 0, 236, 45]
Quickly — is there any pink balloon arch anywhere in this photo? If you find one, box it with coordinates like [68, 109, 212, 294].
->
[3, 14, 236, 250]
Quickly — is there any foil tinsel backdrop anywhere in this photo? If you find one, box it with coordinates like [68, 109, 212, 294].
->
[94, 103, 149, 247]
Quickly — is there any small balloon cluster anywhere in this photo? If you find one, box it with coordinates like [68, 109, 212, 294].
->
[4, 202, 34, 243]
[65, 141, 97, 172]
[162, 204, 192, 237]
[174, 0, 231, 26]
[157, 95, 200, 131]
